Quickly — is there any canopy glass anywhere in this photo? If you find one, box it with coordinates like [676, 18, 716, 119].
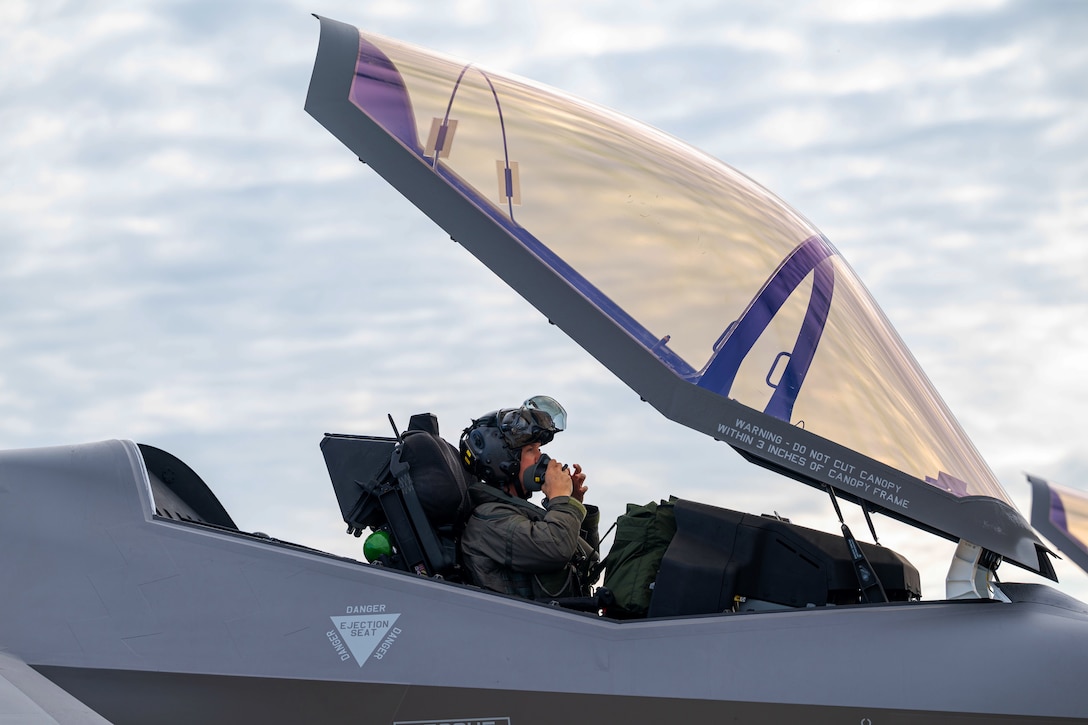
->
[347, 32, 1010, 506]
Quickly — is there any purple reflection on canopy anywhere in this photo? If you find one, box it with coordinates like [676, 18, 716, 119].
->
[698, 235, 836, 408]
[927, 472, 968, 497]
[351, 36, 420, 152]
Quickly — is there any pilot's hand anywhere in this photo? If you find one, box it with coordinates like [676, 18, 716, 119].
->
[569, 463, 587, 502]
[541, 458, 574, 500]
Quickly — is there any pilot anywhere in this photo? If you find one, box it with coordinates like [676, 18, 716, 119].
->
[458, 396, 600, 600]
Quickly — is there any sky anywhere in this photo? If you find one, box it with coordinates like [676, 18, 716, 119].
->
[3, 0, 1087, 603]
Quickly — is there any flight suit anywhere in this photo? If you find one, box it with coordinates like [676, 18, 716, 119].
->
[460, 482, 600, 599]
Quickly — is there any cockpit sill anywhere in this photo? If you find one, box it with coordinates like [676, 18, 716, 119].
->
[140, 440, 1074, 622]
[143, 513, 1083, 621]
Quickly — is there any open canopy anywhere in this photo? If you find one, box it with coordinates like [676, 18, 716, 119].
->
[305, 16, 1053, 577]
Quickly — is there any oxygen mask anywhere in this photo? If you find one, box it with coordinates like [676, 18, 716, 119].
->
[522, 453, 569, 494]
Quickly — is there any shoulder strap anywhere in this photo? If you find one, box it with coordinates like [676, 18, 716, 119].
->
[383, 439, 452, 576]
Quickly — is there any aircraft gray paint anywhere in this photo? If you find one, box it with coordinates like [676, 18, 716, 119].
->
[1, 15, 1086, 725]
[1, 439, 1085, 723]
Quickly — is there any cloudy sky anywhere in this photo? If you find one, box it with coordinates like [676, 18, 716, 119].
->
[4, 0, 1087, 602]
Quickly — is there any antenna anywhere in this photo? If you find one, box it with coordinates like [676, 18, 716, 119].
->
[387, 414, 402, 443]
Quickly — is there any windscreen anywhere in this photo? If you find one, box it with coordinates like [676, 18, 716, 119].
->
[347, 31, 1012, 507]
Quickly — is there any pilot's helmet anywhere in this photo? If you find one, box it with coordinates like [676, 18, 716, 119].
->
[459, 395, 567, 486]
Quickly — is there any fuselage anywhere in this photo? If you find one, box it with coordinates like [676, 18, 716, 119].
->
[2, 440, 1085, 724]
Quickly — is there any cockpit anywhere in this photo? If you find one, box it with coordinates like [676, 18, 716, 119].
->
[320, 413, 921, 618]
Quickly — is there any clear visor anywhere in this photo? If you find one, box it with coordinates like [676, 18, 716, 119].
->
[498, 395, 566, 448]
[523, 395, 567, 431]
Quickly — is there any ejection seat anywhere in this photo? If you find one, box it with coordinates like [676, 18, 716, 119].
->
[322, 413, 472, 580]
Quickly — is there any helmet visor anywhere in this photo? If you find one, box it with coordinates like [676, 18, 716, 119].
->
[499, 396, 566, 448]
[523, 395, 567, 431]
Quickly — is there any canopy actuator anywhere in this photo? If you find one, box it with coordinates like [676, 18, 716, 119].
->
[826, 486, 888, 604]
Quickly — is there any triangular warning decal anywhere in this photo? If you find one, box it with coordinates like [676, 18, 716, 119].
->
[329, 613, 401, 666]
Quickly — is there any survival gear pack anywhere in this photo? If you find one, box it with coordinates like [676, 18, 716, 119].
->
[598, 497, 677, 618]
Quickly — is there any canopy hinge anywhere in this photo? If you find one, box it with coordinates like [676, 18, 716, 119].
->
[946, 539, 1010, 601]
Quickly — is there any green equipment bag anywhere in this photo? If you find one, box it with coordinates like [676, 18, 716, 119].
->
[599, 498, 677, 618]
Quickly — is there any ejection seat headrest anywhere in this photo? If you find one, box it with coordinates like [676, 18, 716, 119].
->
[399, 415, 472, 527]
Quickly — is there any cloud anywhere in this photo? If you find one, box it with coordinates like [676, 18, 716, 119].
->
[811, 0, 1010, 23]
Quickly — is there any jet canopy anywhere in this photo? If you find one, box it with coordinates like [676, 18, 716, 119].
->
[305, 17, 1053, 577]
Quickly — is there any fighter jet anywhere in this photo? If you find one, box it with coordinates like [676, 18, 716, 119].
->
[1, 15, 1085, 725]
